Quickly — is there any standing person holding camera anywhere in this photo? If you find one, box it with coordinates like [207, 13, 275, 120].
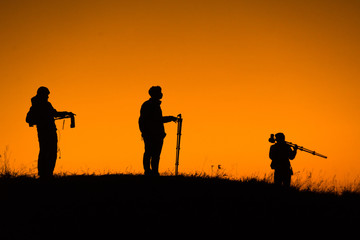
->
[269, 133, 298, 187]
[139, 86, 177, 176]
[26, 86, 74, 181]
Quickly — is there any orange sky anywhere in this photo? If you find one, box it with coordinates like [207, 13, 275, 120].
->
[1, 0, 360, 181]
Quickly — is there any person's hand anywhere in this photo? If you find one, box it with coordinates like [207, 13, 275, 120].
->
[171, 116, 178, 122]
[294, 144, 298, 150]
[65, 112, 75, 118]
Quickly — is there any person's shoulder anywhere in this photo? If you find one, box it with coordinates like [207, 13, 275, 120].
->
[46, 101, 55, 109]
[143, 99, 159, 107]
[271, 143, 283, 149]
[140, 99, 153, 111]
[141, 99, 151, 107]
[31, 96, 39, 105]
[270, 144, 277, 149]
[143, 99, 151, 104]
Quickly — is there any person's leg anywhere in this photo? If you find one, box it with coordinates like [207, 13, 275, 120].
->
[150, 138, 163, 176]
[274, 170, 281, 185]
[284, 171, 291, 187]
[37, 130, 49, 179]
[143, 137, 152, 175]
[48, 131, 58, 177]
[37, 138, 46, 178]
[37, 131, 57, 180]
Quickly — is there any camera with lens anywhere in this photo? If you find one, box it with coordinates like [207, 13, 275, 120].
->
[268, 134, 276, 143]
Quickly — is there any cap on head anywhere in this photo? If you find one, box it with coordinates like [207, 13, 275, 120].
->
[275, 132, 285, 142]
[148, 86, 162, 99]
[37, 86, 50, 96]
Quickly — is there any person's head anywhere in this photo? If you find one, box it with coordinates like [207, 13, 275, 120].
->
[148, 86, 163, 100]
[36, 86, 50, 101]
[275, 132, 285, 143]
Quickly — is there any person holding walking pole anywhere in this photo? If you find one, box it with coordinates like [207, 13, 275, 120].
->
[139, 86, 177, 176]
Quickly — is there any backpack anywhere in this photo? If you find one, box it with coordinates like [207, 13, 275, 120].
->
[26, 107, 36, 127]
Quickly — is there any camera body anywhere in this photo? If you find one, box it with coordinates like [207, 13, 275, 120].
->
[268, 134, 276, 143]
[54, 112, 76, 128]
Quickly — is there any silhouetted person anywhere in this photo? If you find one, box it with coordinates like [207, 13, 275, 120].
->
[269, 133, 297, 187]
[26, 87, 74, 180]
[139, 86, 177, 176]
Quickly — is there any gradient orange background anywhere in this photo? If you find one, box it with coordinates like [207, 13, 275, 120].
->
[1, 0, 360, 181]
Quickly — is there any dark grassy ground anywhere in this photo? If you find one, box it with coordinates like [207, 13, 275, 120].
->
[0, 174, 359, 238]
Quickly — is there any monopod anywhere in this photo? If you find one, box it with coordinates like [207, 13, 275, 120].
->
[175, 114, 183, 176]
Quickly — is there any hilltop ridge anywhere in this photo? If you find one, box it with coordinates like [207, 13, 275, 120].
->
[1, 174, 359, 237]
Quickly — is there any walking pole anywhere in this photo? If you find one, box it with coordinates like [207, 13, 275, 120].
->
[175, 114, 183, 176]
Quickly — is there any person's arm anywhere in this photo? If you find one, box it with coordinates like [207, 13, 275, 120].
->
[162, 116, 177, 123]
[55, 111, 73, 118]
[48, 102, 72, 118]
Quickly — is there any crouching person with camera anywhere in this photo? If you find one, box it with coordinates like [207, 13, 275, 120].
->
[26, 87, 75, 181]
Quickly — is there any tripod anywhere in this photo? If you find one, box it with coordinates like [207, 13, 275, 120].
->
[175, 114, 183, 176]
[285, 140, 327, 159]
[268, 134, 327, 159]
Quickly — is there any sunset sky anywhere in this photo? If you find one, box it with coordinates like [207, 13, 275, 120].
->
[1, 0, 360, 181]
